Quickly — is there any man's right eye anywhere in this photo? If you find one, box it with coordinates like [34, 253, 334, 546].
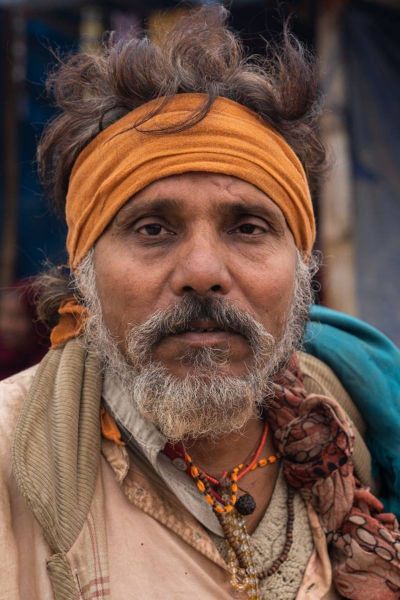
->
[137, 224, 164, 236]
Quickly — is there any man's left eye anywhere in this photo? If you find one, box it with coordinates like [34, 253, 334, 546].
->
[233, 223, 267, 235]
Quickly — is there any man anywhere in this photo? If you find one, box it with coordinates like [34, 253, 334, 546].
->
[1, 7, 400, 600]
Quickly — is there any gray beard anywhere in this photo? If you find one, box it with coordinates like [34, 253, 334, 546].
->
[75, 249, 315, 442]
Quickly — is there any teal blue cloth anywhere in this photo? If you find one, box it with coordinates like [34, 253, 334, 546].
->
[304, 305, 400, 516]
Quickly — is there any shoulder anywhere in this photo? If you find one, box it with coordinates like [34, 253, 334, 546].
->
[298, 351, 366, 435]
[0, 365, 39, 480]
[297, 351, 375, 492]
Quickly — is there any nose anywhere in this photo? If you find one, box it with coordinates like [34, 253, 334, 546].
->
[169, 231, 233, 297]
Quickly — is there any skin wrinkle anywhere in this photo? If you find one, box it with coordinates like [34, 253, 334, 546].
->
[74, 172, 317, 442]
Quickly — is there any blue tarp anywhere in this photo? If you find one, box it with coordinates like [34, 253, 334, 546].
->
[343, 1, 400, 345]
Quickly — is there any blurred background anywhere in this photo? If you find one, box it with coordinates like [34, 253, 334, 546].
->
[0, 0, 399, 378]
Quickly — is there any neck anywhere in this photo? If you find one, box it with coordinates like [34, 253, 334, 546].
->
[184, 415, 280, 534]
[184, 417, 266, 476]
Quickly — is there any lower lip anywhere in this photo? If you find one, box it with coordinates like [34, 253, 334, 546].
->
[170, 331, 238, 346]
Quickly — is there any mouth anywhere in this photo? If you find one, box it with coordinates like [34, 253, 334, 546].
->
[169, 319, 239, 346]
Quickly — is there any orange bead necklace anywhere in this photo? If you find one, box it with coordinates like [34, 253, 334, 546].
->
[182, 421, 279, 516]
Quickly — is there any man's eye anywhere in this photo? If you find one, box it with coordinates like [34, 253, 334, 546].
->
[234, 223, 267, 235]
[138, 224, 166, 236]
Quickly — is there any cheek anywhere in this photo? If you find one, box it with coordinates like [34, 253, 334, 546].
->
[93, 239, 162, 338]
[238, 250, 297, 336]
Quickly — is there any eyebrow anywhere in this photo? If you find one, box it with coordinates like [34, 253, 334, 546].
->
[114, 196, 286, 229]
[216, 200, 285, 225]
[114, 197, 182, 226]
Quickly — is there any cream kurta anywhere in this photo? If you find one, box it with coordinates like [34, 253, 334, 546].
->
[0, 356, 366, 599]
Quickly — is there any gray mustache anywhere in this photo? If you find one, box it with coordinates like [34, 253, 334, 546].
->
[132, 295, 266, 351]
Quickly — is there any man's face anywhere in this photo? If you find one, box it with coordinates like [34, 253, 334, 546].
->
[94, 172, 297, 379]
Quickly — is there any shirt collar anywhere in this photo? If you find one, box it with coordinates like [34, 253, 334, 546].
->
[102, 370, 224, 535]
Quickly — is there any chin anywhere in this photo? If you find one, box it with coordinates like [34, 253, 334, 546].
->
[159, 360, 244, 380]
[153, 343, 253, 380]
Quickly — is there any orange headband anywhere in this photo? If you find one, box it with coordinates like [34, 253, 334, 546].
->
[66, 93, 315, 268]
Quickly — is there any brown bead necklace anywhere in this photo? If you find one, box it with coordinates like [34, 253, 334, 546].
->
[177, 423, 295, 600]
[215, 482, 295, 599]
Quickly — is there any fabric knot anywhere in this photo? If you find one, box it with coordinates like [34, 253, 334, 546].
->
[269, 355, 400, 598]
[50, 297, 87, 349]
[275, 395, 354, 490]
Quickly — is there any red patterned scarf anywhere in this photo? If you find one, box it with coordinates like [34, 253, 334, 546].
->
[269, 359, 400, 599]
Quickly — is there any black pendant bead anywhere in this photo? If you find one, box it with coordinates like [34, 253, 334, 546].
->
[235, 493, 256, 516]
